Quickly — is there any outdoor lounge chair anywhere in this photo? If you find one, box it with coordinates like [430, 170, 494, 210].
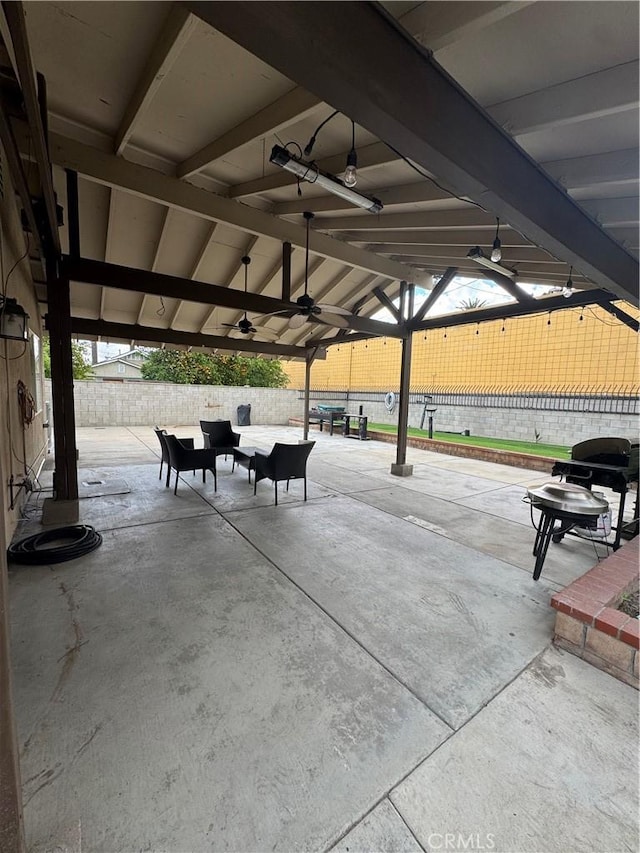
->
[154, 427, 194, 487]
[253, 441, 315, 505]
[200, 420, 241, 460]
[164, 434, 219, 495]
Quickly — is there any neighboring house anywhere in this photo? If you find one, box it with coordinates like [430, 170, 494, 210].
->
[91, 348, 148, 380]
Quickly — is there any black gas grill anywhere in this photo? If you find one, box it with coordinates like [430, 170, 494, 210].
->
[551, 437, 639, 550]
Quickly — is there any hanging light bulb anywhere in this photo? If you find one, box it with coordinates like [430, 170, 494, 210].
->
[490, 217, 502, 263]
[343, 121, 358, 187]
[344, 150, 358, 187]
[563, 266, 574, 298]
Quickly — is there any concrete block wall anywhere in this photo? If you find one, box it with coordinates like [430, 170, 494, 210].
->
[306, 396, 638, 446]
[46, 380, 301, 427]
[45, 380, 637, 444]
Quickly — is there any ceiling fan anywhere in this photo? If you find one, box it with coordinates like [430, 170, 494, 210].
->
[219, 256, 279, 341]
[265, 212, 352, 330]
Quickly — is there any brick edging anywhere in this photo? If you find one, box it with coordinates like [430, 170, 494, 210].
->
[287, 419, 555, 473]
[550, 539, 639, 649]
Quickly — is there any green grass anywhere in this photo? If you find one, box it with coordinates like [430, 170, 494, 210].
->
[366, 422, 570, 458]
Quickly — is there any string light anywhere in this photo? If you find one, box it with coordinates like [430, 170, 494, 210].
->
[491, 218, 502, 263]
[563, 266, 574, 298]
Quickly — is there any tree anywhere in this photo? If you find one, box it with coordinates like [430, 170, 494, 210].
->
[457, 296, 487, 311]
[140, 349, 289, 388]
[42, 336, 94, 380]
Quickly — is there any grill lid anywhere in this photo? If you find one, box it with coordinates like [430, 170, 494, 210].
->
[527, 482, 609, 515]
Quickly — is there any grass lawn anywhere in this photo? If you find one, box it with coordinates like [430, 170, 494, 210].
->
[367, 422, 570, 458]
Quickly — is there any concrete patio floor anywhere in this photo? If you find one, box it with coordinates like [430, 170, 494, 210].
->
[9, 426, 639, 852]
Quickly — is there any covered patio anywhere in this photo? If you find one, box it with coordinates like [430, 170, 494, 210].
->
[10, 426, 639, 851]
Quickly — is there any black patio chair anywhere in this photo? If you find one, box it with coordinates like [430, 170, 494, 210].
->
[253, 441, 315, 505]
[164, 434, 219, 495]
[200, 420, 241, 461]
[153, 427, 194, 487]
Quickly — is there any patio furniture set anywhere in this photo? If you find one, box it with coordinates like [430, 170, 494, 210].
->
[154, 421, 315, 505]
[308, 405, 369, 440]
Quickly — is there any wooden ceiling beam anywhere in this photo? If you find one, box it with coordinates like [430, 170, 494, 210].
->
[407, 288, 624, 332]
[70, 317, 306, 358]
[488, 61, 639, 136]
[178, 87, 321, 178]
[63, 256, 406, 340]
[398, 1, 533, 52]
[186, 2, 637, 302]
[228, 141, 396, 198]
[316, 209, 494, 231]
[115, 5, 196, 155]
[3, 1, 60, 254]
[46, 133, 424, 284]
[273, 181, 452, 215]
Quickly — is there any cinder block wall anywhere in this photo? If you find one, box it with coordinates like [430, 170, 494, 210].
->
[45, 380, 637, 444]
[304, 396, 638, 446]
[45, 380, 301, 427]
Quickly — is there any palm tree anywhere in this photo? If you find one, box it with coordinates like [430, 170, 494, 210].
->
[457, 296, 487, 311]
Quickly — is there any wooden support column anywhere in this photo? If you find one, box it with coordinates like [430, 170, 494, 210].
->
[44, 268, 79, 520]
[66, 169, 80, 257]
[281, 241, 291, 302]
[391, 282, 414, 477]
[302, 352, 313, 441]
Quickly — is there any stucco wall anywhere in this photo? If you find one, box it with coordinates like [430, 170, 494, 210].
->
[0, 146, 47, 543]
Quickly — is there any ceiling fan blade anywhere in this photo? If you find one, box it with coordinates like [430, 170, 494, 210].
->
[317, 303, 351, 315]
[315, 311, 350, 328]
[289, 313, 309, 329]
[251, 327, 279, 341]
[220, 323, 238, 329]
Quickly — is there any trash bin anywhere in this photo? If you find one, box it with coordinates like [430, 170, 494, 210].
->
[237, 404, 251, 426]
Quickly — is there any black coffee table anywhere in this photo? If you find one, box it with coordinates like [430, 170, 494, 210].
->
[232, 446, 269, 482]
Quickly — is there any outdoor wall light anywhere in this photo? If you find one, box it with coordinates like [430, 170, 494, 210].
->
[467, 246, 517, 278]
[269, 145, 383, 213]
[0, 295, 29, 341]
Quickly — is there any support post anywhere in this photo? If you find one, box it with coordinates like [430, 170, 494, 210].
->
[302, 352, 313, 441]
[281, 241, 291, 302]
[43, 269, 79, 521]
[391, 282, 414, 477]
[66, 169, 80, 258]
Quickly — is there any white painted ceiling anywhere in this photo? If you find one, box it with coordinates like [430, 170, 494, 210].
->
[16, 1, 640, 351]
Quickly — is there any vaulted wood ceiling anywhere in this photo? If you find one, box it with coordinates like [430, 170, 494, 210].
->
[11, 1, 640, 352]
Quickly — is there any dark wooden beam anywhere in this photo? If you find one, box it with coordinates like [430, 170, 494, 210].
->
[0, 97, 42, 254]
[479, 270, 539, 303]
[598, 301, 640, 332]
[407, 288, 623, 332]
[395, 282, 414, 469]
[65, 169, 80, 258]
[63, 256, 407, 339]
[69, 318, 308, 358]
[282, 241, 291, 302]
[373, 286, 401, 322]
[186, 1, 638, 303]
[411, 267, 457, 323]
[308, 312, 407, 339]
[45, 272, 79, 500]
[63, 256, 297, 315]
[3, 1, 61, 255]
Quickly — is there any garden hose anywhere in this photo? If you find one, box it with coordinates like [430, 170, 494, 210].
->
[8, 525, 103, 565]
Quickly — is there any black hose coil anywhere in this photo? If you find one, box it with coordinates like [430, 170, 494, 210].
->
[8, 525, 103, 565]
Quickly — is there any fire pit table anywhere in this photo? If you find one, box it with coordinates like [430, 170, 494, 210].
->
[526, 482, 610, 581]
